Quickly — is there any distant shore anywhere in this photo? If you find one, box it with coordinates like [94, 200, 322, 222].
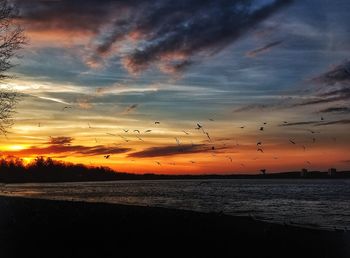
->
[0, 196, 349, 258]
[1, 170, 350, 184]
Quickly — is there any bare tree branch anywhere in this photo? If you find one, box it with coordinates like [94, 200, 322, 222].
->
[0, 0, 26, 135]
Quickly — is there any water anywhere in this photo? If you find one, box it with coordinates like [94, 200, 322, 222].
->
[1, 179, 350, 229]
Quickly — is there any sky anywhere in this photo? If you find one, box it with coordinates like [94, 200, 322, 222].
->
[1, 0, 350, 174]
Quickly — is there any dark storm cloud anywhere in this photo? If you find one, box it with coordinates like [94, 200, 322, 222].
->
[128, 144, 219, 158]
[4, 144, 131, 157]
[246, 40, 283, 57]
[15, 0, 294, 73]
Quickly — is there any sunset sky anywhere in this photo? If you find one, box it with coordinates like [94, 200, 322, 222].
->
[1, 0, 350, 174]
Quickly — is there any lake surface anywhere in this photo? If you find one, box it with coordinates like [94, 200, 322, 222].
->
[1, 179, 350, 229]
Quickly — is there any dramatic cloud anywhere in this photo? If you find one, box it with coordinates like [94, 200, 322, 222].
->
[246, 40, 283, 57]
[15, 0, 294, 73]
[128, 144, 219, 158]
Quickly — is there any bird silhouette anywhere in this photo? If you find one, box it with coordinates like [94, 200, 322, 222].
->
[123, 129, 129, 133]
[205, 132, 211, 141]
[289, 139, 296, 145]
[195, 123, 203, 130]
[144, 130, 152, 133]
[62, 106, 72, 111]
[134, 130, 140, 134]
[257, 148, 264, 153]
[136, 135, 144, 141]
[155, 121, 160, 125]
[226, 156, 233, 162]
[260, 127, 264, 131]
[260, 169, 266, 175]
[104, 155, 110, 159]
[257, 142, 262, 146]
[155, 161, 161, 166]
[182, 130, 189, 135]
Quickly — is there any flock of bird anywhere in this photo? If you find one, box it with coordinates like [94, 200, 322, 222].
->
[38, 106, 334, 174]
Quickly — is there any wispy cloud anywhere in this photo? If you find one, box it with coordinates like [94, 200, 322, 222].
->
[246, 40, 283, 57]
[123, 104, 138, 114]
[319, 106, 350, 114]
[316, 119, 350, 126]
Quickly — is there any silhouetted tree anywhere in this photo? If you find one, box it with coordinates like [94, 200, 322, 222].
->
[0, 0, 25, 135]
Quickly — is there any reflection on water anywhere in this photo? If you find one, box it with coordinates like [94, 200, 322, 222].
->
[1, 179, 350, 229]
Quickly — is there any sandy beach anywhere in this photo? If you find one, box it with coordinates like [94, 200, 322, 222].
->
[0, 196, 349, 258]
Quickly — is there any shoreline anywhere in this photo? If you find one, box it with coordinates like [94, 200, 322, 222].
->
[0, 196, 349, 258]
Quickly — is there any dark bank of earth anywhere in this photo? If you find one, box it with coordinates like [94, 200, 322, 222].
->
[0, 196, 349, 258]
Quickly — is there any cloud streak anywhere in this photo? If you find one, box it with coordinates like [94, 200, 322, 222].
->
[3, 144, 132, 157]
[246, 40, 283, 57]
[128, 144, 219, 158]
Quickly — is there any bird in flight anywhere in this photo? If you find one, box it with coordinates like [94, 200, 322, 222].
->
[289, 139, 296, 145]
[182, 130, 189, 135]
[209, 118, 214, 121]
[104, 155, 110, 159]
[226, 156, 233, 162]
[118, 135, 130, 142]
[106, 133, 117, 137]
[155, 161, 161, 166]
[240, 126, 245, 129]
[88, 123, 92, 129]
[134, 130, 140, 134]
[260, 127, 264, 131]
[257, 142, 262, 146]
[62, 106, 72, 111]
[195, 123, 203, 130]
[144, 130, 152, 133]
[122, 129, 129, 133]
[136, 135, 144, 141]
[260, 169, 266, 175]
[155, 121, 160, 125]
[175, 137, 180, 146]
[257, 148, 264, 153]
[205, 132, 211, 141]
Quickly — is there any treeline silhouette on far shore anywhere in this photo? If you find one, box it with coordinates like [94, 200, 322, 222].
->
[0, 156, 350, 183]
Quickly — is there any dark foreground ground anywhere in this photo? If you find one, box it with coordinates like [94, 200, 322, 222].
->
[0, 196, 349, 258]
